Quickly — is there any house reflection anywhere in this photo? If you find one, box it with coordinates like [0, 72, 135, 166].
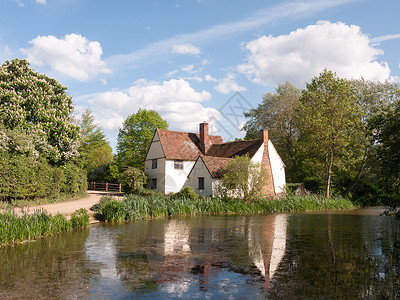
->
[248, 214, 288, 290]
[154, 215, 288, 294]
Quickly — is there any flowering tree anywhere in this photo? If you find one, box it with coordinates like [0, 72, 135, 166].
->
[0, 59, 80, 165]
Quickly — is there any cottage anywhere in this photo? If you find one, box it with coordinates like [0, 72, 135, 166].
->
[144, 122, 286, 197]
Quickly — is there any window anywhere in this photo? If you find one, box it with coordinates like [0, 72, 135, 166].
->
[152, 159, 157, 169]
[174, 160, 184, 170]
[198, 177, 204, 190]
[151, 178, 157, 190]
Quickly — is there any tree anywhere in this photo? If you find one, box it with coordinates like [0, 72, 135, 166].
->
[296, 70, 364, 198]
[117, 109, 168, 170]
[243, 81, 301, 181]
[78, 108, 113, 175]
[344, 80, 400, 196]
[0, 59, 80, 165]
[118, 167, 147, 194]
[217, 155, 268, 201]
[370, 99, 400, 200]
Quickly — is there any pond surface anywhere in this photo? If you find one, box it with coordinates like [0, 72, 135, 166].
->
[0, 209, 399, 299]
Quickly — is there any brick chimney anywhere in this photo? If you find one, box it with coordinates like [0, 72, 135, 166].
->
[260, 129, 275, 197]
[260, 129, 268, 143]
[199, 122, 210, 154]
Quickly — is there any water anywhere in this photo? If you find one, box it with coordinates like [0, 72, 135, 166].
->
[0, 209, 399, 299]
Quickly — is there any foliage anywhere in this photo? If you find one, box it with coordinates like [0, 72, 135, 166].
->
[94, 193, 354, 222]
[370, 99, 400, 201]
[70, 208, 90, 228]
[101, 200, 127, 222]
[0, 130, 86, 202]
[117, 109, 168, 170]
[243, 81, 301, 181]
[0, 59, 86, 203]
[217, 155, 268, 201]
[119, 167, 147, 193]
[0, 209, 89, 246]
[91, 196, 115, 213]
[78, 108, 113, 175]
[0, 59, 80, 165]
[170, 186, 198, 201]
[296, 70, 364, 198]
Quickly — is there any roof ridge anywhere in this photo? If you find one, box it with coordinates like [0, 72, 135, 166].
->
[157, 127, 222, 138]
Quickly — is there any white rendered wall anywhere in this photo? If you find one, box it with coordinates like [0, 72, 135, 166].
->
[251, 143, 264, 165]
[183, 159, 214, 196]
[145, 158, 166, 193]
[165, 160, 195, 194]
[145, 132, 166, 193]
[268, 140, 286, 194]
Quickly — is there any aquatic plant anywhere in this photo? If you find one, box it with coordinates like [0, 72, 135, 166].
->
[93, 193, 355, 222]
[0, 209, 89, 246]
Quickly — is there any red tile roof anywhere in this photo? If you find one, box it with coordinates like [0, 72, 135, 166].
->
[157, 129, 223, 161]
[206, 139, 263, 158]
[200, 155, 233, 178]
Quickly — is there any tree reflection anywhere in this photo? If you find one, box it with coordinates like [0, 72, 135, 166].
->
[268, 214, 400, 299]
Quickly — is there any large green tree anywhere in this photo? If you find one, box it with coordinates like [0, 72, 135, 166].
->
[243, 81, 301, 181]
[0, 59, 80, 165]
[78, 108, 113, 175]
[297, 70, 364, 198]
[343, 79, 400, 197]
[117, 109, 168, 170]
[370, 99, 400, 200]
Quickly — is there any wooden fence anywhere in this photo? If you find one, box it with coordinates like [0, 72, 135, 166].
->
[88, 182, 122, 193]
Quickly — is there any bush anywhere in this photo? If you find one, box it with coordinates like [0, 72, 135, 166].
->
[0, 152, 86, 203]
[119, 167, 147, 194]
[170, 186, 198, 201]
[70, 208, 90, 228]
[91, 196, 115, 213]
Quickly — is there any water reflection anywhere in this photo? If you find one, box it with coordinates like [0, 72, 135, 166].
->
[0, 211, 399, 299]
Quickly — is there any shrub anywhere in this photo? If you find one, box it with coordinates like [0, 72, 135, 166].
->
[119, 167, 147, 194]
[170, 186, 198, 201]
[91, 196, 114, 213]
[70, 208, 90, 228]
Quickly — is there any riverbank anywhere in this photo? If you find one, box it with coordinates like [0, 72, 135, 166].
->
[0, 191, 123, 222]
[92, 193, 356, 222]
[0, 208, 90, 246]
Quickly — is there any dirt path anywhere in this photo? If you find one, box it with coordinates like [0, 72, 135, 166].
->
[3, 191, 123, 222]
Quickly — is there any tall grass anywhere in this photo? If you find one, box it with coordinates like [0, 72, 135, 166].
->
[0, 209, 90, 246]
[93, 194, 355, 222]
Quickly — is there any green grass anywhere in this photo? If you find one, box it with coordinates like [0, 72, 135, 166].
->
[92, 193, 355, 222]
[0, 209, 90, 246]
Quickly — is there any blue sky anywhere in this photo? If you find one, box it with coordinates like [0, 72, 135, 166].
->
[1, 0, 400, 150]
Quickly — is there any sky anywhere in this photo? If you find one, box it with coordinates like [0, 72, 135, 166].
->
[1, 0, 400, 150]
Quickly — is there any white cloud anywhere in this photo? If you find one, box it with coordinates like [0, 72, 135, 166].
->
[371, 33, 400, 43]
[201, 58, 209, 65]
[87, 79, 220, 133]
[214, 73, 247, 94]
[36, 0, 46, 4]
[181, 64, 195, 73]
[107, 0, 354, 69]
[204, 74, 218, 82]
[22, 33, 111, 81]
[205, 74, 217, 82]
[166, 69, 179, 77]
[238, 21, 391, 86]
[172, 43, 201, 55]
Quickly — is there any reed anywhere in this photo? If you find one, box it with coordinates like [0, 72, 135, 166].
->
[0, 209, 89, 246]
[92, 193, 354, 222]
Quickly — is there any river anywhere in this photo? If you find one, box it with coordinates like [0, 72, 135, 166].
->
[0, 208, 399, 299]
